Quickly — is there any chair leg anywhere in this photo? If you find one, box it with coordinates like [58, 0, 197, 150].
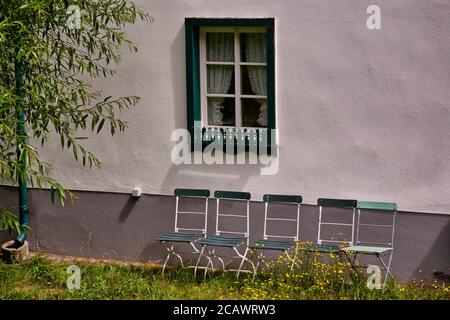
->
[253, 250, 270, 279]
[237, 247, 251, 279]
[202, 248, 224, 273]
[161, 242, 174, 275]
[189, 241, 200, 255]
[172, 250, 185, 268]
[285, 249, 299, 274]
[161, 241, 202, 275]
[254, 252, 261, 275]
[203, 246, 219, 279]
[254, 251, 269, 276]
[234, 246, 255, 279]
[212, 249, 226, 271]
[248, 249, 269, 278]
[162, 251, 172, 276]
[205, 247, 221, 279]
[342, 251, 395, 289]
[345, 252, 360, 274]
[379, 252, 394, 287]
[194, 246, 206, 277]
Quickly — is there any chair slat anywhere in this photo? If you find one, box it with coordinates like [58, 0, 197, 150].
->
[357, 201, 397, 211]
[317, 198, 357, 208]
[214, 190, 251, 200]
[174, 188, 210, 198]
[263, 194, 302, 204]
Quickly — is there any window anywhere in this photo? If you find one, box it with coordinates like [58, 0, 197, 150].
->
[185, 18, 275, 150]
[200, 28, 267, 128]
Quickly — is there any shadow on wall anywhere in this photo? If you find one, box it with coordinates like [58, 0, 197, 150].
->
[161, 163, 263, 198]
[136, 194, 175, 263]
[118, 197, 139, 222]
[414, 220, 450, 280]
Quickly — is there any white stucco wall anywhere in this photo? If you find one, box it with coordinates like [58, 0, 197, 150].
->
[39, 0, 450, 214]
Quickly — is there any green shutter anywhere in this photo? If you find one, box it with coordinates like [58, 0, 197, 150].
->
[185, 21, 201, 136]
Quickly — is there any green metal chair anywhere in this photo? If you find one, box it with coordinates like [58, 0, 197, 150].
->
[340, 201, 397, 286]
[241, 194, 303, 276]
[156, 188, 210, 274]
[194, 191, 255, 278]
[303, 198, 358, 253]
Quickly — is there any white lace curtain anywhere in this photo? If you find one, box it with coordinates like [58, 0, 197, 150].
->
[207, 33, 234, 125]
[245, 33, 267, 127]
[206, 32, 267, 127]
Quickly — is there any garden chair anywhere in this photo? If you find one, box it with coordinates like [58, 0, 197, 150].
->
[194, 190, 255, 279]
[156, 188, 210, 274]
[303, 198, 357, 254]
[240, 194, 302, 277]
[340, 201, 397, 286]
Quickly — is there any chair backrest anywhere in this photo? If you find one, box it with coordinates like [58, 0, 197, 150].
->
[317, 198, 358, 246]
[263, 194, 303, 241]
[214, 191, 251, 241]
[356, 201, 397, 249]
[173, 188, 210, 234]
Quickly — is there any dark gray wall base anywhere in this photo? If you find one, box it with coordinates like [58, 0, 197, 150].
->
[0, 186, 448, 282]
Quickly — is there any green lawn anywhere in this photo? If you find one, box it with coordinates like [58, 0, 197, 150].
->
[0, 255, 448, 300]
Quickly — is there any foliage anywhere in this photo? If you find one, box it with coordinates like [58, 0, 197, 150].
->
[0, 0, 151, 206]
[0, 208, 22, 234]
[236, 242, 449, 299]
[0, 255, 448, 300]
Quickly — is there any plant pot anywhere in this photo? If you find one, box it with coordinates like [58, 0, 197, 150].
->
[1, 240, 29, 264]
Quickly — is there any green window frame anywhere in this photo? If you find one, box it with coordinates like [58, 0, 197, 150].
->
[185, 18, 276, 152]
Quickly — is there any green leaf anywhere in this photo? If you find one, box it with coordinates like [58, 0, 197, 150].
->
[72, 145, 78, 161]
[97, 118, 105, 133]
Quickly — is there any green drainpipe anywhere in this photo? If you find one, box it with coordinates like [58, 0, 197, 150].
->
[15, 57, 29, 246]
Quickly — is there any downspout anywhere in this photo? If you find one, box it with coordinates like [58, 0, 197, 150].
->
[14, 56, 29, 246]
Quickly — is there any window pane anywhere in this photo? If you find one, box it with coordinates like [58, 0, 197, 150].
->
[207, 97, 235, 126]
[241, 98, 267, 127]
[207, 65, 234, 94]
[241, 66, 267, 96]
[240, 33, 267, 63]
[206, 33, 234, 62]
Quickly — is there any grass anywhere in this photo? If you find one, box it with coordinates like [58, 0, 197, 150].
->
[0, 254, 448, 300]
